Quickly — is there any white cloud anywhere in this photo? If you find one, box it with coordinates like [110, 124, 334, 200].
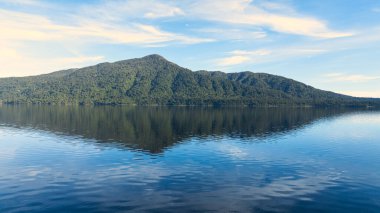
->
[229, 50, 272, 56]
[0, 6, 211, 77]
[215, 47, 327, 67]
[80, 0, 352, 39]
[144, 6, 184, 19]
[187, 0, 353, 38]
[0, 0, 370, 77]
[194, 28, 267, 41]
[0, 48, 104, 77]
[337, 90, 380, 98]
[217, 49, 271, 66]
[212, 25, 380, 70]
[0, 9, 209, 45]
[80, 0, 185, 21]
[258, 2, 295, 13]
[217, 55, 251, 66]
[325, 73, 380, 83]
[0, 0, 45, 6]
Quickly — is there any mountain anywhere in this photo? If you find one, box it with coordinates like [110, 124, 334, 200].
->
[0, 54, 378, 106]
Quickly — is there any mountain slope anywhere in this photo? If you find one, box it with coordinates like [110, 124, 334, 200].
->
[0, 54, 378, 106]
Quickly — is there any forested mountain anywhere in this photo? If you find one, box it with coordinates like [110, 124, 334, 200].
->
[0, 54, 378, 106]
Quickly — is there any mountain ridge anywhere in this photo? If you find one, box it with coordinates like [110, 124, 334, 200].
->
[0, 54, 378, 107]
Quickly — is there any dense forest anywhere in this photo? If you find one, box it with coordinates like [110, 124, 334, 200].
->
[0, 54, 379, 106]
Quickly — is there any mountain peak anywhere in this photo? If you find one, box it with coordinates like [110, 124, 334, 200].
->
[1, 55, 378, 106]
[142, 54, 167, 61]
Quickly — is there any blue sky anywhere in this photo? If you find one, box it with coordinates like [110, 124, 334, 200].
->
[1, 0, 380, 97]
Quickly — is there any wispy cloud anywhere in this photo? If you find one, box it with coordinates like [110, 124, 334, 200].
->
[80, 0, 352, 39]
[0, 0, 374, 78]
[194, 28, 267, 41]
[324, 73, 380, 83]
[0, 4, 211, 76]
[79, 0, 185, 21]
[337, 90, 380, 98]
[229, 50, 273, 56]
[188, 0, 353, 38]
[258, 2, 295, 13]
[210, 24, 380, 70]
[0, 9, 210, 45]
[215, 47, 327, 67]
[0, 40, 104, 77]
[217, 49, 271, 66]
[217, 55, 251, 66]
[0, 0, 46, 6]
[144, 5, 184, 19]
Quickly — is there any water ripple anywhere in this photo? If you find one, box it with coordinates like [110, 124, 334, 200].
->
[0, 107, 380, 212]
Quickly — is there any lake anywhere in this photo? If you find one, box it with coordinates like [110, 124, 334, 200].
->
[0, 105, 379, 213]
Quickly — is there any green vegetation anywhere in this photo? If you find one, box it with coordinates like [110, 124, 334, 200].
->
[0, 54, 379, 106]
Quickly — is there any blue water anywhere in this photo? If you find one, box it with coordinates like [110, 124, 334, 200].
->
[0, 106, 379, 212]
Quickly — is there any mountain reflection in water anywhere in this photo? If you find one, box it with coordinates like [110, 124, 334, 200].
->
[1, 105, 380, 212]
[0, 105, 358, 153]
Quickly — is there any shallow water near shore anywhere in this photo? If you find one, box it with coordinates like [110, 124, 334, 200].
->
[0, 105, 380, 212]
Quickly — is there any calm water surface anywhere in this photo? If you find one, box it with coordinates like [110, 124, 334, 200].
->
[0, 106, 379, 212]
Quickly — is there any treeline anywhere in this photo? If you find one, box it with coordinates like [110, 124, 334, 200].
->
[0, 54, 379, 107]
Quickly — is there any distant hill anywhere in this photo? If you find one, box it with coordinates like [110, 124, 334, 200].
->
[0, 54, 379, 106]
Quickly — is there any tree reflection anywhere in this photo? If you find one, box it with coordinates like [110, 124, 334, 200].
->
[0, 105, 361, 153]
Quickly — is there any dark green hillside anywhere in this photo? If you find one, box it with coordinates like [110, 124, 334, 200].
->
[0, 54, 378, 106]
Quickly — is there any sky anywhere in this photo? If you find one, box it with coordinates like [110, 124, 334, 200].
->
[1, 0, 380, 97]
